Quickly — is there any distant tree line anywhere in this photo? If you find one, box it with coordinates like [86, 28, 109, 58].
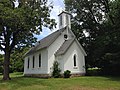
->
[0, 47, 29, 73]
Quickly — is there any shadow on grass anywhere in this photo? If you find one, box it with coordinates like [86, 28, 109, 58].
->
[87, 75, 120, 82]
[104, 76, 120, 82]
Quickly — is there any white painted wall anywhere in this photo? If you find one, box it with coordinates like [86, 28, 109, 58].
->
[24, 28, 86, 75]
[24, 49, 48, 75]
[47, 32, 65, 74]
[47, 28, 75, 74]
[63, 41, 86, 74]
[56, 55, 64, 73]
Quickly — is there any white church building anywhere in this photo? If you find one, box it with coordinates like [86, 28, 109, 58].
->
[24, 11, 87, 78]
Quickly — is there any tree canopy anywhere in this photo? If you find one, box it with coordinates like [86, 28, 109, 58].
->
[0, 0, 56, 80]
[65, 0, 120, 75]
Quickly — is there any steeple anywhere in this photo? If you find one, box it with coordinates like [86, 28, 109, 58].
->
[58, 11, 71, 29]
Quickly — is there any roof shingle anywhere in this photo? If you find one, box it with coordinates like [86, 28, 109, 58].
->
[55, 38, 75, 56]
[25, 27, 66, 56]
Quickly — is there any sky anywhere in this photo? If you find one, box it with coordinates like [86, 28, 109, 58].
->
[14, 0, 65, 40]
[35, 0, 65, 41]
[0, 0, 64, 54]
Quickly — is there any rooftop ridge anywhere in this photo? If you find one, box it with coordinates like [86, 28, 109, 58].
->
[24, 27, 67, 56]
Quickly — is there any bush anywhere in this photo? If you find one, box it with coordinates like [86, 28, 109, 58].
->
[86, 68, 101, 76]
[52, 61, 61, 78]
[64, 70, 71, 78]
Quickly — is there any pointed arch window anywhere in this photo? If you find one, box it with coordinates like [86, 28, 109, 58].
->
[73, 54, 77, 66]
[60, 15, 62, 26]
[33, 56, 35, 68]
[39, 54, 41, 67]
[27, 57, 30, 69]
[66, 14, 69, 25]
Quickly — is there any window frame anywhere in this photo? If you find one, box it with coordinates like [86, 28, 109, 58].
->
[64, 34, 68, 39]
[39, 54, 41, 67]
[59, 15, 62, 26]
[27, 57, 30, 69]
[73, 54, 77, 67]
[33, 56, 35, 68]
[66, 14, 69, 25]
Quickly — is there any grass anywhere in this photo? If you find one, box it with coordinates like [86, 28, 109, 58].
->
[0, 72, 120, 90]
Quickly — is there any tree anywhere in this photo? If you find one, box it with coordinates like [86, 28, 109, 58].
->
[52, 61, 61, 78]
[94, 0, 120, 75]
[0, 54, 3, 73]
[10, 46, 29, 72]
[65, 0, 108, 68]
[0, 0, 56, 80]
[65, 0, 120, 75]
[0, 47, 29, 73]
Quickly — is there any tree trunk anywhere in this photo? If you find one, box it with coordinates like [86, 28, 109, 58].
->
[2, 50, 11, 80]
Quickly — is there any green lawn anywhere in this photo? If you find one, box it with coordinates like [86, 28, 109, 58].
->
[0, 72, 120, 90]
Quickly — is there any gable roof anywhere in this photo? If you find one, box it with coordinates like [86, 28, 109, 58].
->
[24, 26, 87, 57]
[68, 29, 87, 56]
[55, 38, 75, 56]
[24, 27, 66, 56]
[55, 38, 87, 56]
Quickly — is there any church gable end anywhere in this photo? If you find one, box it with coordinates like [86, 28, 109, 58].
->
[24, 11, 86, 78]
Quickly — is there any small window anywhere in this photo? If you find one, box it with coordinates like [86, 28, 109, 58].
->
[27, 57, 30, 69]
[60, 15, 62, 26]
[73, 54, 77, 66]
[33, 56, 35, 68]
[66, 14, 69, 25]
[39, 54, 41, 67]
[64, 34, 68, 39]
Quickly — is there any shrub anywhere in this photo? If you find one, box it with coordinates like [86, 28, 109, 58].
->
[64, 70, 71, 78]
[86, 68, 101, 76]
[52, 61, 61, 78]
